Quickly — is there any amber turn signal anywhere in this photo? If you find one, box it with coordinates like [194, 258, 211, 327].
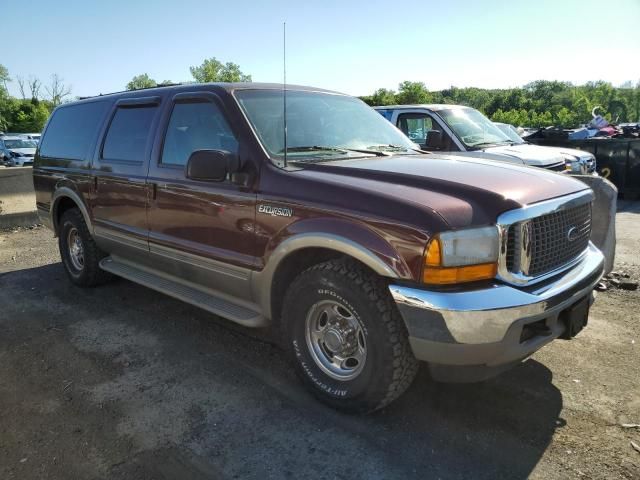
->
[423, 263, 497, 285]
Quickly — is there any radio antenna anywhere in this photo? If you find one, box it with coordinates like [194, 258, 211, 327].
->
[283, 21, 288, 168]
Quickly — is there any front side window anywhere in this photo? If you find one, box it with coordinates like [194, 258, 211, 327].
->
[397, 114, 434, 144]
[102, 106, 157, 162]
[235, 90, 417, 164]
[438, 107, 512, 149]
[161, 101, 238, 166]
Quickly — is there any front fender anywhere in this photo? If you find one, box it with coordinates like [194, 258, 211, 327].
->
[252, 217, 421, 319]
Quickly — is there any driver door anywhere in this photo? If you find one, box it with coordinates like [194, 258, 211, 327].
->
[145, 91, 257, 301]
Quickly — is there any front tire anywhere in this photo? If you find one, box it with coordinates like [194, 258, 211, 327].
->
[283, 259, 419, 413]
[58, 208, 112, 287]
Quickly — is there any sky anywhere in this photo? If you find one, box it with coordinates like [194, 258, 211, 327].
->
[3, 0, 640, 99]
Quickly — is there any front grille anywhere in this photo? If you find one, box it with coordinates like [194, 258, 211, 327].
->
[505, 202, 591, 279]
[506, 225, 517, 271]
[547, 162, 567, 172]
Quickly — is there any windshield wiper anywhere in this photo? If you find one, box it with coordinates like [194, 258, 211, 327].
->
[472, 140, 514, 148]
[280, 146, 389, 157]
[367, 144, 425, 154]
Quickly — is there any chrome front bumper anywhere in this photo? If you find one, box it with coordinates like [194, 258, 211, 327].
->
[389, 243, 604, 380]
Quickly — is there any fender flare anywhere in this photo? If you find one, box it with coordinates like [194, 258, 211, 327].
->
[51, 187, 93, 235]
[251, 232, 408, 320]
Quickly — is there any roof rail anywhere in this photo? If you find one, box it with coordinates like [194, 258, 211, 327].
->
[77, 82, 184, 100]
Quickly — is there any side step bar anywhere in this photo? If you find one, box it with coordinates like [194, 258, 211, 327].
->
[99, 257, 267, 328]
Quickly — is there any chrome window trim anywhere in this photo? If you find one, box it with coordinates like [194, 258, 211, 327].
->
[496, 189, 594, 286]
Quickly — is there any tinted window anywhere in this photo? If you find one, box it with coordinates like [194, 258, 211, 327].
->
[161, 101, 238, 166]
[377, 109, 393, 121]
[39, 101, 109, 160]
[102, 106, 157, 162]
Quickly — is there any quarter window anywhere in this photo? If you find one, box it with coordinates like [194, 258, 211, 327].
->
[102, 106, 157, 162]
[161, 101, 238, 166]
[39, 101, 109, 160]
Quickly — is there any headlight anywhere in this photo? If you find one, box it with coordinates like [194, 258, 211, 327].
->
[423, 226, 499, 285]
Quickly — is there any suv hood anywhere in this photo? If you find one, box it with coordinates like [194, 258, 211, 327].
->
[482, 144, 565, 167]
[294, 153, 589, 228]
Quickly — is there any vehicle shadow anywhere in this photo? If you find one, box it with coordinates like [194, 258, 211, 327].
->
[2, 263, 563, 480]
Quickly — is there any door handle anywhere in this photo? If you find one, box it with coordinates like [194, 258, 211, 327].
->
[151, 182, 157, 200]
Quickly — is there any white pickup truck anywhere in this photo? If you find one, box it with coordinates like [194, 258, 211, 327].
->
[375, 104, 596, 175]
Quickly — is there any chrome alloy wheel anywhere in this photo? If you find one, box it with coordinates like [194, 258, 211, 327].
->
[67, 227, 85, 271]
[305, 300, 367, 381]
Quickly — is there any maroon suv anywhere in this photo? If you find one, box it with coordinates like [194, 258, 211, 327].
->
[33, 83, 604, 412]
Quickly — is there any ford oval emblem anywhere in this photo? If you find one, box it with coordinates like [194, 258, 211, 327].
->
[566, 226, 579, 242]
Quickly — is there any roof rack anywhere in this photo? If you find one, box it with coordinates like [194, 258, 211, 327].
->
[77, 82, 184, 100]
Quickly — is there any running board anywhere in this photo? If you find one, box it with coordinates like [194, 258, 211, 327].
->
[99, 257, 266, 328]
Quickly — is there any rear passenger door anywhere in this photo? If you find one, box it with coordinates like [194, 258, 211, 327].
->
[146, 91, 257, 301]
[91, 97, 161, 258]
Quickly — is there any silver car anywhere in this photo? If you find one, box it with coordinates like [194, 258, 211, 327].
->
[0, 137, 37, 166]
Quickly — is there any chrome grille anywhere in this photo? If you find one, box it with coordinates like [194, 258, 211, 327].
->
[506, 225, 517, 271]
[504, 202, 591, 279]
[528, 204, 591, 276]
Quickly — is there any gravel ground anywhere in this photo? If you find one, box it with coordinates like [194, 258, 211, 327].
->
[0, 203, 638, 480]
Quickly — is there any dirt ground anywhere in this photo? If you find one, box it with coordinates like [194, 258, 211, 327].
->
[0, 203, 638, 480]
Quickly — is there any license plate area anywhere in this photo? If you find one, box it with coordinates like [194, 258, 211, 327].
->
[559, 296, 590, 339]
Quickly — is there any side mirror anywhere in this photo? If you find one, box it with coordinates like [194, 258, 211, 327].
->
[186, 149, 239, 182]
[425, 130, 443, 149]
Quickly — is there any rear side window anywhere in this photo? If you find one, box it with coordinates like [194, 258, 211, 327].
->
[102, 106, 157, 162]
[377, 109, 393, 121]
[39, 101, 109, 160]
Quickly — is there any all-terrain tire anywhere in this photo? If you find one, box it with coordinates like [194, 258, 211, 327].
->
[283, 258, 419, 413]
[58, 208, 112, 287]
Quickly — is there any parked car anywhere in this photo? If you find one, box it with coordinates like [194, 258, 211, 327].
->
[34, 83, 604, 412]
[0, 137, 37, 166]
[493, 122, 596, 174]
[375, 105, 597, 174]
[22, 133, 41, 143]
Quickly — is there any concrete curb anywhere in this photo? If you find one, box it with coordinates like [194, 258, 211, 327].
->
[0, 167, 37, 229]
[0, 211, 40, 228]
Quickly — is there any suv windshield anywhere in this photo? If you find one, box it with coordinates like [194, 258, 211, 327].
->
[493, 122, 525, 144]
[235, 89, 417, 164]
[4, 139, 36, 149]
[438, 107, 513, 149]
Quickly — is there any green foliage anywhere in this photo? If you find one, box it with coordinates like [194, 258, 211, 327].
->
[189, 58, 251, 83]
[395, 81, 432, 105]
[126, 73, 157, 90]
[0, 64, 60, 133]
[0, 64, 10, 91]
[362, 79, 640, 128]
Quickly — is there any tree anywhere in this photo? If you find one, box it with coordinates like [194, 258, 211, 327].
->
[16, 75, 26, 99]
[126, 73, 157, 90]
[370, 88, 397, 106]
[189, 58, 251, 83]
[395, 81, 431, 105]
[28, 76, 41, 100]
[45, 74, 72, 106]
[0, 64, 10, 91]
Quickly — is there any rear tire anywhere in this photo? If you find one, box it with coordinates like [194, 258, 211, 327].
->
[283, 259, 419, 413]
[58, 208, 112, 287]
